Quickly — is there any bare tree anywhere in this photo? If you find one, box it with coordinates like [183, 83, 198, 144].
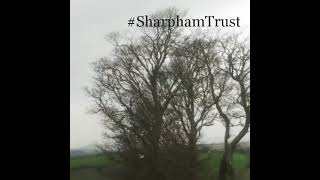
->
[202, 34, 250, 180]
[86, 7, 188, 180]
[86, 7, 249, 180]
[168, 38, 218, 180]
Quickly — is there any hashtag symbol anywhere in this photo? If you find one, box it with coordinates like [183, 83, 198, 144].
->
[128, 17, 135, 27]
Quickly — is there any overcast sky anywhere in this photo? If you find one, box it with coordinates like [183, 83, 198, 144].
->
[70, 0, 250, 149]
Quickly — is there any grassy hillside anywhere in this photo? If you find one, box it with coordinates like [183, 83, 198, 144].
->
[70, 154, 112, 170]
[198, 151, 250, 180]
[71, 168, 108, 180]
[70, 151, 250, 180]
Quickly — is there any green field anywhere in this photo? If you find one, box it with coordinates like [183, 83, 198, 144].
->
[70, 151, 249, 180]
[198, 151, 250, 180]
[70, 154, 118, 180]
[70, 154, 112, 170]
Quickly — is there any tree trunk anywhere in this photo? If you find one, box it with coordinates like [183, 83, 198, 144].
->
[219, 119, 235, 180]
[219, 152, 235, 180]
[188, 135, 197, 180]
[151, 105, 165, 180]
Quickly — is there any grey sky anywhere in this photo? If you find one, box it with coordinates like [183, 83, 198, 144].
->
[70, 0, 250, 149]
